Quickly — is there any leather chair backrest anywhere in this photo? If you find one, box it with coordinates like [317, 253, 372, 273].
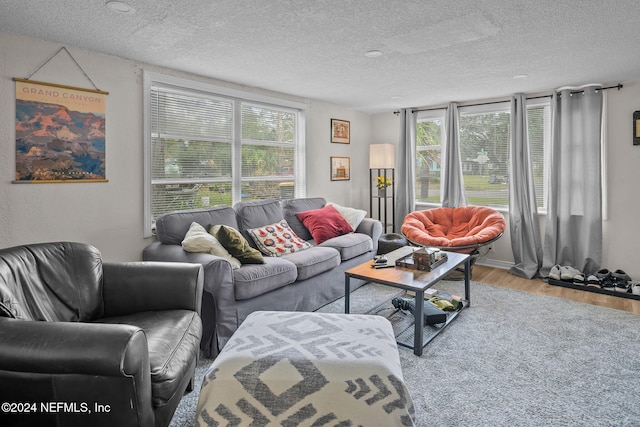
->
[155, 205, 239, 245]
[0, 242, 103, 321]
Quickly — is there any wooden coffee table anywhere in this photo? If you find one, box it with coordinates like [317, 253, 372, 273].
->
[344, 247, 471, 356]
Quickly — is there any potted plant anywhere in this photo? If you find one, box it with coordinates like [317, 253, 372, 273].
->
[376, 176, 392, 198]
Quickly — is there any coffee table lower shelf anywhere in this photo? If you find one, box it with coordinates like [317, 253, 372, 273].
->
[364, 291, 469, 352]
[344, 249, 471, 356]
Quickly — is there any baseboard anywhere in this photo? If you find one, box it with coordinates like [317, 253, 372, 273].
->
[476, 258, 514, 270]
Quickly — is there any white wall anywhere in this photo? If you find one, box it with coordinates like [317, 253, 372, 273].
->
[0, 33, 372, 261]
[0, 34, 147, 262]
[603, 81, 640, 279]
[305, 101, 372, 211]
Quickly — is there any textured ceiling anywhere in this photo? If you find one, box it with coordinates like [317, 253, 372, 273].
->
[1, 0, 639, 113]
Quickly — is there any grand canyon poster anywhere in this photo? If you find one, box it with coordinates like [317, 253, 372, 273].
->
[14, 79, 108, 182]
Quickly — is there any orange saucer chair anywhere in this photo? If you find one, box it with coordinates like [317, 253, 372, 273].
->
[401, 206, 506, 276]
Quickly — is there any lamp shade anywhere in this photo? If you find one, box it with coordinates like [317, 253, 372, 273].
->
[369, 144, 395, 169]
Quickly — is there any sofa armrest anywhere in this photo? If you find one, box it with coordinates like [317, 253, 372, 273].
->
[0, 318, 148, 377]
[102, 261, 203, 317]
[144, 240, 223, 263]
[142, 241, 234, 295]
[356, 218, 383, 252]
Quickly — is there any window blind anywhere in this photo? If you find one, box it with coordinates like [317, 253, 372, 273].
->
[145, 76, 304, 232]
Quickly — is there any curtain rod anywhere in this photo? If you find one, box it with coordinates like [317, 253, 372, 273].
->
[395, 83, 623, 115]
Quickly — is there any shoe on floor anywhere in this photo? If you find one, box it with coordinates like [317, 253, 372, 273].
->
[549, 265, 561, 281]
[613, 270, 631, 293]
[560, 266, 582, 281]
[595, 269, 611, 281]
[585, 275, 601, 288]
[596, 269, 615, 290]
[614, 282, 630, 293]
[612, 269, 631, 283]
[572, 273, 586, 285]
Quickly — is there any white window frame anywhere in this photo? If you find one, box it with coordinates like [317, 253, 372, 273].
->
[415, 109, 446, 209]
[523, 98, 551, 214]
[143, 71, 307, 237]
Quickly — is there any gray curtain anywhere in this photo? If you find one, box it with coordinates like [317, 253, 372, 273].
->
[508, 94, 542, 279]
[542, 86, 603, 276]
[395, 108, 416, 232]
[442, 103, 467, 207]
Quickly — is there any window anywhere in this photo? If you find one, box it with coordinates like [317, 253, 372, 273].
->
[458, 103, 511, 208]
[144, 72, 306, 236]
[415, 111, 445, 204]
[526, 102, 551, 211]
[414, 99, 550, 211]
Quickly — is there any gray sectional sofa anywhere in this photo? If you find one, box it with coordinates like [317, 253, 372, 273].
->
[143, 197, 382, 358]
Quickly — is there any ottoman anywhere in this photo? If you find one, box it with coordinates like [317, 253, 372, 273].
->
[378, 233, 409, 255]
[195, 311, 415, 426]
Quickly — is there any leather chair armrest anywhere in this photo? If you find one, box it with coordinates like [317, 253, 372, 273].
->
[0, 318, 148, 377]
[102, 262, 203, 317]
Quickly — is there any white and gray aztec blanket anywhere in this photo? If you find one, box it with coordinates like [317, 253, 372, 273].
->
[195, 311, 416, 426]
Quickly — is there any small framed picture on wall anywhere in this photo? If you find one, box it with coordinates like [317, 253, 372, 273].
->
[330, 156, 350, 181]
[331, 119, 350, 144]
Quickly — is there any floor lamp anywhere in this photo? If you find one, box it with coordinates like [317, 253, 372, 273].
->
[369, 144, 395, 233]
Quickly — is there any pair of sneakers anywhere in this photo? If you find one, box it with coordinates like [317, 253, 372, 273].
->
[549, 265, 584, 284]
[596, 269, 632, 292]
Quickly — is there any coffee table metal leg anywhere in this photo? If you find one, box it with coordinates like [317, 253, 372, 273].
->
[464, 258, 471, 306]
[414, 289, 424, 356]
[344, 275, 350, 314]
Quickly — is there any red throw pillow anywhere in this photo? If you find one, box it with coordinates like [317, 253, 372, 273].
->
[296, 204, 354, 244]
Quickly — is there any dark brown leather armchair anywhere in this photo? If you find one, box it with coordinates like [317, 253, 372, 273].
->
[0, 242, 203, 427]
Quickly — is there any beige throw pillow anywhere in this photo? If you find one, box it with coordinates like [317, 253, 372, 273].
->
[327, 202, 367, 230]
[181, 222, 241, 269]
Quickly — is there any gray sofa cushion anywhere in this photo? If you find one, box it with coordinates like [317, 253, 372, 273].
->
[319, 233, 374, 261]
[281, 197, 326, 241]
[234, 199, 284, 245]
[233, 257, 297, 300]
[282, 247, 340, 281]
[155, 206, 238, 245]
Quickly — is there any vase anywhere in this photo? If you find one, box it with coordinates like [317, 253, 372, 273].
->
[377, 188, 387, 198]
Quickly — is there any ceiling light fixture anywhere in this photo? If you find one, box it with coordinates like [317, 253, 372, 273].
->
[106, 1, 136, 14]
[513, 74, 529, 79]
[364, 50, 383, 58]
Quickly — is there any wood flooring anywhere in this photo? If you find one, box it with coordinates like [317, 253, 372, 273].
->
[473, 264, 640, 316]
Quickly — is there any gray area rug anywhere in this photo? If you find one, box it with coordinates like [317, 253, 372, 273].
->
[170, 281, 640, 426]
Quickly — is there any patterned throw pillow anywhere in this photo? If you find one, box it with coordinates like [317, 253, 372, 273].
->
[248, 220, 311, 257]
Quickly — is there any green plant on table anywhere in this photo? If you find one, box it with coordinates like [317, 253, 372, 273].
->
[376, 176, 392, 189]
